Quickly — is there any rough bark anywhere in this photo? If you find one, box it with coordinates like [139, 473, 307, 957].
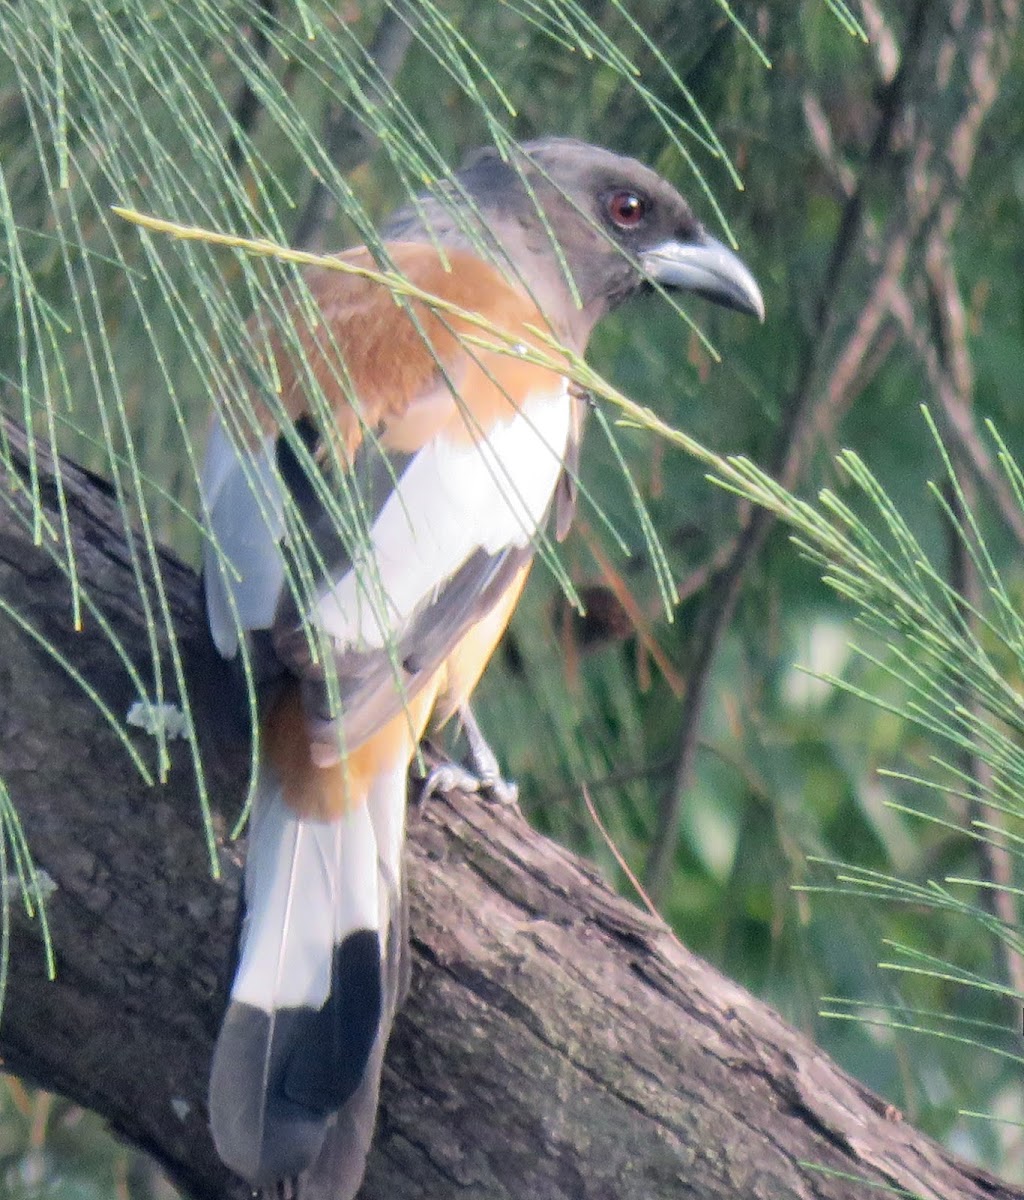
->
[0, 421, 1018, 1200]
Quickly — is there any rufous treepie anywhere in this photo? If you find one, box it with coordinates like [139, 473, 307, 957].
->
[202, 137, 764, 1200]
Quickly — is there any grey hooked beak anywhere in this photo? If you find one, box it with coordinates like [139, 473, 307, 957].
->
[641, 232, 765, 322]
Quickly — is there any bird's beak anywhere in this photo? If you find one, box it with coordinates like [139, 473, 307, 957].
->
[641, 232, 765, 322]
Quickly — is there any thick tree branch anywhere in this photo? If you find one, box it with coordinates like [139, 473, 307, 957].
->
[1, 427, 1021, 1200]
[646, 0, 1019, 896]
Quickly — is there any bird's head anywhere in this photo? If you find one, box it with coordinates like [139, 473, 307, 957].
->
[385, 136, 764, 348]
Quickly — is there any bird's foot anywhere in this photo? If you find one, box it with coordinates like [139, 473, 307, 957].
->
[459, 704, 520, 805]
[415, 708, 519, 807]
[417, 756, 520, 807]
[416, 759, 503, 804]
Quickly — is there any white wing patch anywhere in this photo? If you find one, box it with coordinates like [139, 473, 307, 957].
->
[316, 382, 571, 652]
[201, 381, 571, 663]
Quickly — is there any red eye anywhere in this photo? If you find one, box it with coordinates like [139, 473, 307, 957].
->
[607, 190, 648, 228]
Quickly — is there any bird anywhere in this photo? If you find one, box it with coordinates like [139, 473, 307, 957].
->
[202, 136, 763, 1200]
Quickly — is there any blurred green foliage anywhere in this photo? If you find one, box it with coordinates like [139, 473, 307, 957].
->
[1, 0, 1023, 1194]
[0, 1080, 177, 1200]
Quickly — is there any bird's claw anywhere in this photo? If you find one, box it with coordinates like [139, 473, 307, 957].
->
[417, 759, 519, 807]
[458, 705, 520, 805]
[415, 706, 520, 807]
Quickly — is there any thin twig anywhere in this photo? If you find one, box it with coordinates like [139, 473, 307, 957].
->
[644, 0, 936, 900]
[859, 0, 900, 83]
[575, 517, 686, 697]
[292, 6, 418, 249]
[674, 529, 740, 606]
[942, 477, 1024, 999]
[582, 785, 669, 929]
[227, 0, 276, 172]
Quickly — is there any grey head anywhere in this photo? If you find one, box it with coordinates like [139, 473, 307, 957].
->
[383, 136, 764, 351]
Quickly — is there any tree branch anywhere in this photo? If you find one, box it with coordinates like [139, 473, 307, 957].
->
[291, 6, 419, 251]
[1, 422, 1021, 1200]
[646, 0, 1019, 896]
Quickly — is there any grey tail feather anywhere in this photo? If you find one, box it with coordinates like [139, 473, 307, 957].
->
[213, 876, 410, 1200]
[210, 929, 384, 1185]
[278, 1035, 387, 1200]
[286, 878, 410, 1200]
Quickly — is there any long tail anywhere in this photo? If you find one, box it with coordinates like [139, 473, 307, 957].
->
[209, 757, 409, 1196]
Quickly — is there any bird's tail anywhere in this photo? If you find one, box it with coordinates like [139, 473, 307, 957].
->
[209, 753, 409, 1196]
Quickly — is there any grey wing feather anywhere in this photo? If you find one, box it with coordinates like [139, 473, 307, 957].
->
[202, 419, 287, 659]
[271, 420, 539, 748]
[294, 542, 533, 750]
